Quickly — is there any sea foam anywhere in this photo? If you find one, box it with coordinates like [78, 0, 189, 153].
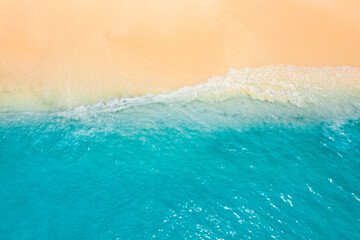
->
[1, 65, 359, 112]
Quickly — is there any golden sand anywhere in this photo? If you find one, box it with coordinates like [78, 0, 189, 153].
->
[0, 0, 359, 109]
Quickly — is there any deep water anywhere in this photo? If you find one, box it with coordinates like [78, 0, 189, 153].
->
[0, 95, 360, 240]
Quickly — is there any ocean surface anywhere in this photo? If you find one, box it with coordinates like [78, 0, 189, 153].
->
[0, 66, 360, 239]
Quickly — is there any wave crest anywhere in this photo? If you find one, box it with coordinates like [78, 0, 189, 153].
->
[1, 65, 359, 111]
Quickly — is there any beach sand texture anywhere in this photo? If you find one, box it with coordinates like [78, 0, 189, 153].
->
[0, 0, 359, 109]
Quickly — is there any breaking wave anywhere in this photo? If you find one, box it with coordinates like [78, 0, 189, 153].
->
[1, 65, 359, 114]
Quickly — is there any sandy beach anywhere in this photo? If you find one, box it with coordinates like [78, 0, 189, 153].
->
[0, 0, 359, 109]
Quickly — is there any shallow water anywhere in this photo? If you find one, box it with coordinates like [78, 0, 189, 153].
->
[1, 90, 360, 240]
[1, 66, 360, 239]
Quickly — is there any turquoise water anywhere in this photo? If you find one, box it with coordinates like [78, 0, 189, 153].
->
[1, 86, 360, 239]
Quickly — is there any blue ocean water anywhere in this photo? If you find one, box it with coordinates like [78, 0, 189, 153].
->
[1, 80, 360, 239]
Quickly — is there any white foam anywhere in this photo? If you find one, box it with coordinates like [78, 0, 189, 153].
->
[1, 65, 360, 112]
[73, 65, 360, 112]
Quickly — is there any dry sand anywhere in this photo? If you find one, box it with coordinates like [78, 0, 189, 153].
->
[0, 0, 359, 108]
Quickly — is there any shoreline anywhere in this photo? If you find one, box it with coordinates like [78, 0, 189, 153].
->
[1, 65, 359, 111]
